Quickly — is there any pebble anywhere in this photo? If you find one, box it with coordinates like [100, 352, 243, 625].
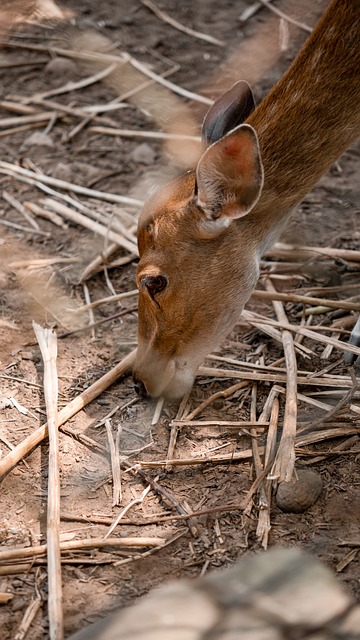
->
[130, 143, 156, 165]
[45, 57, 78, 77]
[276, 469, 323, 513]
[21, 131, 54, 149]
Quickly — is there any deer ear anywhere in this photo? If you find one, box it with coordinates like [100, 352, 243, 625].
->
[202, 81, 255, 145]
[195, 124, 263, 234]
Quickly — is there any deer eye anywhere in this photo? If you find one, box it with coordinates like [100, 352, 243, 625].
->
[141, 275, 168, 300]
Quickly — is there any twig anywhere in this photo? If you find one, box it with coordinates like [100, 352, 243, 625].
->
[269, 242, 360, 263]
[266, 279, 297, 483]
[140, 0, 225, 46]
[121, 460, 200, 537]
[239, 0, 274, 22]
[38, 198, 138, 255]
[166, 387, 192, 468]
[0, 349, 137, 479]
[152, 396, 164, 426]
[0, 111, 57, 128]
[105, 419, 122, 506]
[242, 310, 360, 358]
[0, 58, 48, 69]
[251, 289, 360, 312]
[197, 366, 356, 388]
[89, 125, 200, 142]
[183, 381, 250, 423]
[138, 448, 258, 468]
[24, 201, 68, 229]
[33, 323, 63, 640]
[257, 395, 279, 548]
[75, 289, 138, 312]
[207, 354, 297, 373]
[57, 306, 137, 339]
[2, 190, 40, 229]
[0, 121, 46, 138]
[0, 161, 143, 207]
[14, 595, 42, 640]
[126, 52, 213, 105]
[258, 0, 312, 33]
[28, 63, 119, 102]
[244, 382, 263, 517]
[0, 536, 165, 562]
[25, 97, 121, 129]
[0, 100, 41, 114]
[113, 529, 186, 567]
[79, 242, 119, 282]
[296, 426, 360, 448]
[0, 218, 49, 236]
[7, 41, 212, 105]
[42, 196, 138, 246]
[105, 485, 151, 538]
[171, 420, 269, 429]
[287, 388, 360, 419]
[82, 283, 95, 339]
[297, 385, 359, 434]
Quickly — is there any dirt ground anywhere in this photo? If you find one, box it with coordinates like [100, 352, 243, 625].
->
[0, 1, 359, 638]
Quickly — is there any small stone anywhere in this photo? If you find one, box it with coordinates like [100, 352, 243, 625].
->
[21, 131, 54, 149]
[276, 469, 323, 513]
[130, 143, 156, 165]
[45, 56, 77, 77]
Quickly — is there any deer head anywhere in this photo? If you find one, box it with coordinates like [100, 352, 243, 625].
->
[133, 83, 264, 399]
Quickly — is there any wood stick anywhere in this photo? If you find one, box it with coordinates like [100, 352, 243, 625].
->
[197, 366, 356, 388]
[105, 419, 121, 506]
[126, 52, 213, 105]
[42, 197, 138, 252]
[239, 0, 274, 22]
[0, 536, 165, 562]
[0, 349, 137, 479]
[256, 395, 279, 548]
[269, 242, 360, 263]
[6, 41, 212, 105]
[75, 289, 138, 312]
[0, 218, 49, 236]
[184, 380, 250, 422]
[138, 424, 359, 469]
[251, 288, 360, 312]
[39, 198, 138, 255]
[105, 485, 151, 538]
[258, 0, 312, 33]
[166, 388, 192, 468]
[29, 63, 119, 102]
[0, 161, 143, 207]
[33, 324, 63, 640]
[0, 111, 57, 128]
[0, 121, 46, 138]
[242, 310, 360, 357]
[14, 596, 42, 640]
[171, 420, 269, 429]
[89, 125, 200, 142]
[140, 0, 224, 46]
[24, 201, 68, 229]
[266, 279, 297, 482]
[2, 190, 40, 229]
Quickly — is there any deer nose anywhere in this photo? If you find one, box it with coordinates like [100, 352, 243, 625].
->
[133, 376, 148, 398]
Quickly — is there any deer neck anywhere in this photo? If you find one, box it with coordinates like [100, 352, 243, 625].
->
[246, 0, 360, 255]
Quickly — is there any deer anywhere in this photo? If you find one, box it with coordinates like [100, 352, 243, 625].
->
[132, 0, 360, 400]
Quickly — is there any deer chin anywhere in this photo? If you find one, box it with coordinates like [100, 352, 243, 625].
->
[133, 354, 198, 400]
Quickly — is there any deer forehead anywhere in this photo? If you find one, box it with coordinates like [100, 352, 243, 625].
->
[137, 172, 199, 251]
